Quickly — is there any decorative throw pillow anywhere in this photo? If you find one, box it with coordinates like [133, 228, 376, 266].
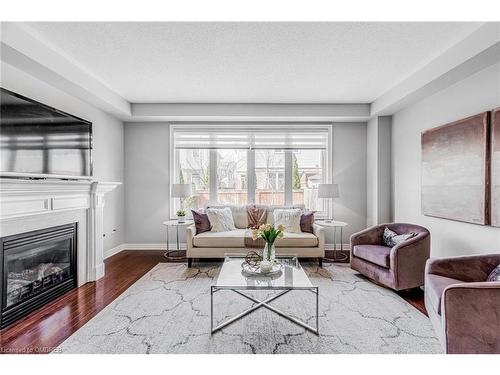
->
[382, 227, 416, 247]
[273, 208, 302, 234]
[206, 207, 236, 232]
[300, 211, 315, 233]
[247, 205, 267, 229]
[191, 210, 211, 234]
[486, 265, 500, 282]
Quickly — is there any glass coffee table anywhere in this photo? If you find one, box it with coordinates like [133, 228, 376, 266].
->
[210, 254, 319, 335]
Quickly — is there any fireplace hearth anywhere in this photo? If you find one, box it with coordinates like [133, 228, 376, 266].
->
[0, 223, 77, 329]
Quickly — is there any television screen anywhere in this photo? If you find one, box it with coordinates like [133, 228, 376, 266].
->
[0, 88, 92, 178]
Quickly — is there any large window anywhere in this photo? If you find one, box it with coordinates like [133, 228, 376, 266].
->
[176, 148, 210, 212]
[217, 149, 247, 205]
[292, 150, 324, 211]
[255, 149, 285, 205]
[171, 126, 330, 217]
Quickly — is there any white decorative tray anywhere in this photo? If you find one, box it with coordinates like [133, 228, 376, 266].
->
[241, 260, 283, 276]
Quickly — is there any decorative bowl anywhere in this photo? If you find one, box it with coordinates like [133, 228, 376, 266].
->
[241, 260, 282, 276]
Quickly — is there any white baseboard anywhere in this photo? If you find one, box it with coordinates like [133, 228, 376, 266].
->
[105, 243, 348, 259]
[104, 243, 174, 259]
[325, 244, 350, 251]
[104, 243, 128, 259]
[123, 243, 168, 250]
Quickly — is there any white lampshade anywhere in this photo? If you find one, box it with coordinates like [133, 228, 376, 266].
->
[171, 183, 191, 198]
[318, 183, 340, 198]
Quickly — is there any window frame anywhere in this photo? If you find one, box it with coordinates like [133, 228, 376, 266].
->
[170, 124, 332, 218]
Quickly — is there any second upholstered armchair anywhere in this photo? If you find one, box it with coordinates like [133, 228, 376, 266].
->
[350, 223, 430, 291]
[425, 254, 500, 353]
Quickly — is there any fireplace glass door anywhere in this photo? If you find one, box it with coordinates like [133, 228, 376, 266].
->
[5, 238, 73, 308]
[1, 224, 76, 327]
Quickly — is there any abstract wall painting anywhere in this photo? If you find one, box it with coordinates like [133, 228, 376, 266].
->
[421, 112, 490, 225]
[492, 108, 500, 227]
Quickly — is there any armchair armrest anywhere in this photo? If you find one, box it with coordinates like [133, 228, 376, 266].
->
[390, 232, 430, 290]
[312, 223, 325, 249]
[350, 224, 384, 248]
[442, 282, 500, 353]
[425, 254, 500, 283]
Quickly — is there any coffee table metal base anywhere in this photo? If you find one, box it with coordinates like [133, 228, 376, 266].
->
[210, 286, 319, 335]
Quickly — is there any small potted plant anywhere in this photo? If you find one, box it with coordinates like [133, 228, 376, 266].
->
[251, 224, 285, 273]
[176, 209, 186, 223]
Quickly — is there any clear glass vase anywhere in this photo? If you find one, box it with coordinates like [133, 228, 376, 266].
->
[263, 242, 276, 262]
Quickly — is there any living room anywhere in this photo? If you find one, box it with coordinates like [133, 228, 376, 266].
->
[0, 0, 499, 372]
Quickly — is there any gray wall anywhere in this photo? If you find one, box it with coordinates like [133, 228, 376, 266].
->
[124, 122, 367, 246]
[332, 122, 367, 242]
[392, 62, 500, 258]
[377, 116, 392, 224]
[124, 123, 170, 243]
[366, 117, 378, 226]
[0, 62, 125, 251]
[366, 116, 392, 226]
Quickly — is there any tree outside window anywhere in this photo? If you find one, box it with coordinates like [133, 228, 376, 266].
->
[217, 149, 247, 205]
[293, 150, 324, 211]
[176, 149, 210, 211]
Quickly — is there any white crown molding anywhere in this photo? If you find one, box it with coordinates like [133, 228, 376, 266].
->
[0, 23, 131, 119]
[131, 103, 371, 122]
[3, 22, 496, 122]
[0, 22, 370, 123]
[371, 23, 500, 116]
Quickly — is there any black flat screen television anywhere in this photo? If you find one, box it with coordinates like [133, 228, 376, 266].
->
[0, 88, 92, 178]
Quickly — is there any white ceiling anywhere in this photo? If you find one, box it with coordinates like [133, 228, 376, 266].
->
[24, 22, 482, 103]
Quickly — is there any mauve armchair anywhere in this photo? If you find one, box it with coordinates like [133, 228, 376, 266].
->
[350, 223, 430, 291]
[425, 254, 500, 354]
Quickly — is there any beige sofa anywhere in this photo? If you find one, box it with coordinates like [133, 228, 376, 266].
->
[186, 205, 325, 267]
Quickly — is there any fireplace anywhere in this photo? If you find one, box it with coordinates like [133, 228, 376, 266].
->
[0, 223, 77, 328]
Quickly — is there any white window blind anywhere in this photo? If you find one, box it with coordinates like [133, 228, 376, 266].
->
[173, 127, 328, 150]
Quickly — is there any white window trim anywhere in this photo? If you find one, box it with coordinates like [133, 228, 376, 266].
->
[208, 149, 217, 205]
[169, 123, 333, 218]
[284, 150, 293, 205]
[247, 149, 255, 203]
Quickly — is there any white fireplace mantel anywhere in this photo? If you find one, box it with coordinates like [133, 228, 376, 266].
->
[0, 178, 121, 285]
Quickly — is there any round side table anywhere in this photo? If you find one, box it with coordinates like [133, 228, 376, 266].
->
[162, 220, 194, 262]
[315, 220, 349, 262]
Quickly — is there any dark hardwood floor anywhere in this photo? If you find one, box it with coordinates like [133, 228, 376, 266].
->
[0, 251, 426, 353]
[0, 250, 166, 353]
[396, 288, 426, 315]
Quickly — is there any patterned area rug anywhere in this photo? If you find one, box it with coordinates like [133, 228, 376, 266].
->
[56, 262, 442, 354]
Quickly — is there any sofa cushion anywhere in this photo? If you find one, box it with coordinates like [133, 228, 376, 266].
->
[300, 211, 315, 233]
[353, 245, 391, 268]
[193, 229, 246, 248]
[254, 205, 305, 225]
[192, 229, 318, 248]
[191, 209, 211, 234]
[207, 205, 248, 229]
[426, 274, 464, 315]
[486, 264, 500, 281]
[273, 208, 302, 233]
[382, 227, 416, 247]
[206, 207, 236, 232]
[275, 232, 318, 247]
[247, 205, 267, 229]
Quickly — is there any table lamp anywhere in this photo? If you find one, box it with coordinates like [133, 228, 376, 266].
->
[171, 183, 191, 222]
[318, 183, 339, 223]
